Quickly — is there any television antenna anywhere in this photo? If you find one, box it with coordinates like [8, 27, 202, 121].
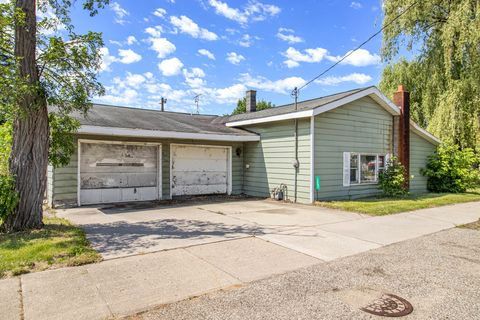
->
[193, 94, 202, 114]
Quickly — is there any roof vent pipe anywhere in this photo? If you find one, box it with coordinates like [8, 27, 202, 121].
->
[246, 90, 256, 113]
[393, 85, 410, 189]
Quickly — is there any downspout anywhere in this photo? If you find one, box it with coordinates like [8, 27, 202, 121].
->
[293, 87, 299, 203]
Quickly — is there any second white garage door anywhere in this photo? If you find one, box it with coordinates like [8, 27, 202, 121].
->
[171, 145, 231, 196]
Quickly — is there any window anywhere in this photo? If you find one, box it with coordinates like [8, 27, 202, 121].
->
[346, 153, 387, 186]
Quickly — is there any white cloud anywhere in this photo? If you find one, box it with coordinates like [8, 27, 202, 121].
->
[209, 0, 247, 24]
[208, 0, 280, 25]
[327, 48, 381, 66]
[125, 73, 147, 87]
[238, 34, 258, 47]
[214, 84, 247, 103]
[145, 26, 163, 37]
[282, 47, 328, 68]
[117, 49, 142, 64]
[170, 15, 218, 41]
[99, 47, 142, 71]
[144, 26, 176, 58]
[276, 28, 303, 44]
[198, 49, 215, 60]
[239, 73, 305, 94]
[126, 36, 137, 45]
[99, 47, 116, 72]
[183, 68, 206, 89]
[149, 37, 176, 58]
[350, 2, 362, 9]
[158, 57, 184, 76]
[315, 73, 372, 85]
[226, 52, 245, 65]
[153, 8, 167, 18]
[110, 2, 129, 25]
[96, 88, 139, 105]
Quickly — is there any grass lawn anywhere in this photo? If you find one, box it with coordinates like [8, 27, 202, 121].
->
[316, 189, 480, 216]
[0, 217, 101, 278]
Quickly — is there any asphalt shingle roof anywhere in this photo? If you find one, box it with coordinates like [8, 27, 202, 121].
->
[217, 87, 369, 123]
[69, 104, 257, 136]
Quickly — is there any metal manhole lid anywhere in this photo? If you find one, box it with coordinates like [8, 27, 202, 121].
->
[360, 293, 413, 317]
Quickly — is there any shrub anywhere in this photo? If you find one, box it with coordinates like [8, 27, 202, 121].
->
[0, 174, 18, 225]
[421, 144, 480, 193]
[379, 156, 408, 197]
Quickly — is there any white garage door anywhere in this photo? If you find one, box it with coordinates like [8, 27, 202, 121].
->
[79, 142, 160, 205]
[171, 145, 230, 196]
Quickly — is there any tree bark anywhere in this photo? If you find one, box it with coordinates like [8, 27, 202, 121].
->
[4, 0, 49, 231]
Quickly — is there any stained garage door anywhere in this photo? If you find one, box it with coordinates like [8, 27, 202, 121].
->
[79, 142, 160, 205]
[171, 145, 230, 196]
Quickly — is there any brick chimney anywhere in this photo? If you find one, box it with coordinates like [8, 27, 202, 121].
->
[246, 90, 256, 113]
[393, 85, 410, 189]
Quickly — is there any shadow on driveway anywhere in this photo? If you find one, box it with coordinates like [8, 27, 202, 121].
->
[82, 218, 265, 258]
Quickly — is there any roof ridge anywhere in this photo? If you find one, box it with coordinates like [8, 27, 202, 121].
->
[90, 103, 219, 117]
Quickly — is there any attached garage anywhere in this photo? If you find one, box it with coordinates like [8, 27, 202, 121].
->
[78, 140, 161, 205]
[171, 144, 232, 196]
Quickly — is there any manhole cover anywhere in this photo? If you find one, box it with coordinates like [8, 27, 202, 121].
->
[360, 293, 413, 317]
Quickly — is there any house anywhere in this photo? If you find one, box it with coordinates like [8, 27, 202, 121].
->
[47, 85, 440, 207]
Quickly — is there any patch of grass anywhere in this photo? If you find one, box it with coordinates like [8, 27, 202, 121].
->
[459, 219, 480, 231]
[0, 217, 101, 278]
[316, 188, 480, 216]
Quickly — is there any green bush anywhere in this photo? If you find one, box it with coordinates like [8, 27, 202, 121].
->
[0, 174, 18, 225]
[421, 144, 480, 193]
[379, 156, 408, 197]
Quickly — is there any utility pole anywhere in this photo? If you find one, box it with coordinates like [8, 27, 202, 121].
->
[193, 94, 201, 114]
[160, 97, 167, 111]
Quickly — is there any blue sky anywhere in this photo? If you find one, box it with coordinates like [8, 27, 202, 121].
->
[70, 0, 385, 115]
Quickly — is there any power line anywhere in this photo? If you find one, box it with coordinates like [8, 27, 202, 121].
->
[296, 1, 418, 93]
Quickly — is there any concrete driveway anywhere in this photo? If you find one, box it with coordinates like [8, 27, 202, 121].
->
[57, 199, 480, 261]
[57, 199, 365, 259]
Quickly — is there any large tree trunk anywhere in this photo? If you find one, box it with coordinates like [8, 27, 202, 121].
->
[4, 0, 49, 231]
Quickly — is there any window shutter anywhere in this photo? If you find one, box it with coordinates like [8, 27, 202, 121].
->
[385, 153, 392, 167]
[343, 152, 350, 187]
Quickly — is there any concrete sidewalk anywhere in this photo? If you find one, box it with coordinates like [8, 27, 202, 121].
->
[1, 201, 479, 320]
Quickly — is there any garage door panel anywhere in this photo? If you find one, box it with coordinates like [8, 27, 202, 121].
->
[173, 172, 227, 186]
[80, 142, 160, 205]
[171, 145, 230, 197]
[172, 146, 227, 160]
[172, 184, 227, 196]
[172, 158, 227, 172]
[81, 173, 157, 189]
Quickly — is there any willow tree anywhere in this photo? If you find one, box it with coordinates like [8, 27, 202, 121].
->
[379, 0, 480, 150]
[0, 0, 107, 231]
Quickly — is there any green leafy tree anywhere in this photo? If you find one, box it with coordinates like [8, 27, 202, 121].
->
[231, 98, 274, 115]
[379, 0, 480, 150]
[421, 143, 480, 193]
[379, 156, 408, 197]
[0, 0, 107, 231]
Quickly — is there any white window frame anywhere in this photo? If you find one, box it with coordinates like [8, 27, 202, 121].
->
[348, 153, 386, 186]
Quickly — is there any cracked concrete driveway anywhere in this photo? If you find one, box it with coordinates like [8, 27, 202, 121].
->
[57, 199, 365, 259]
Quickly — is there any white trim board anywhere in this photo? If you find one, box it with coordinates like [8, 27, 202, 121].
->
[78, 125, 260, 142]
[225, 87, 401, 128]
[310, 116, 315, 203]
[410, 121, 441, 145]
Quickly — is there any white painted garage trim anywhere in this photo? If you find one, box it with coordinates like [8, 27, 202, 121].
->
[77, 139, 162, 206]
[78, 125, 260, 142]
[310, 116, 315, 203]
[169, 143, 232, 199]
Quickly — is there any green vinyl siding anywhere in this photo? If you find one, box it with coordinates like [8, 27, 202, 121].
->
[409, 131, 436, 193]
[314, 96, 392, 200]
[50, 135, 244, 207]
[242, 119, 311, 203]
